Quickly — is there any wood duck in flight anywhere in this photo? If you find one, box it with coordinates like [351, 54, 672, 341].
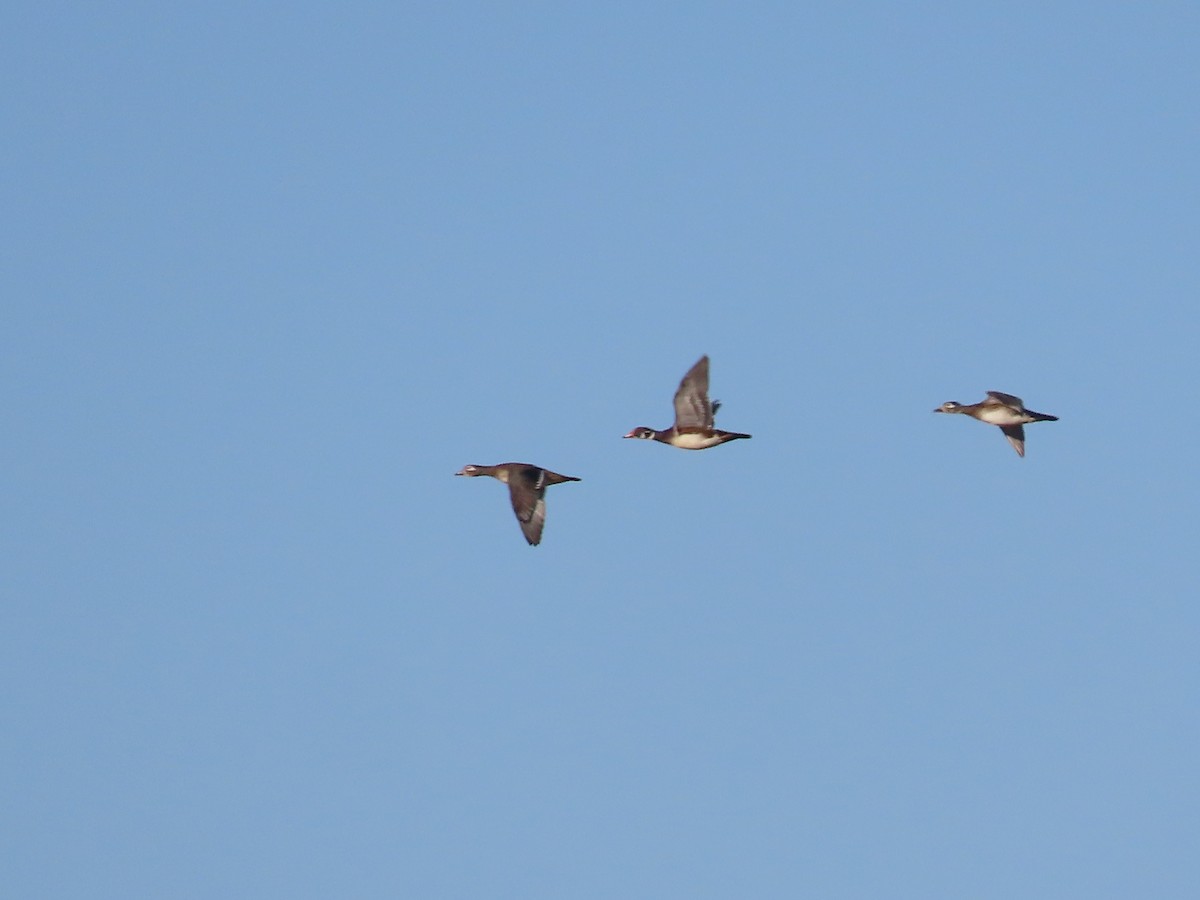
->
[934, 391, 1059, 457]
[624, 355, 751, 450]
[455, 463, 580, 545]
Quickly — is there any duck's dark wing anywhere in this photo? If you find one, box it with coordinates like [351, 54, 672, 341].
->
[1000, 424, 1026, 457]
[673, 355, 713, 430]
[507, 467, 548, 545]
[987, 390, 1024, 409]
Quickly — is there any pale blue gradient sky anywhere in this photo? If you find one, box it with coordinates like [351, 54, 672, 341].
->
[4, 3, 1198, 898]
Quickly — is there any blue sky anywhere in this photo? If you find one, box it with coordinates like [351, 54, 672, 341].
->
[4, 3, 1198, 897]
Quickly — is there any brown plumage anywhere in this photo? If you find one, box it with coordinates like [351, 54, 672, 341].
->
[455, 463, 580, 545]
[934, 391, 1059, 457]
[623, 355, 751, 450]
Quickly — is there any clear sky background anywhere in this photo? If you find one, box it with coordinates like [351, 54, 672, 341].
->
[4, 3, 1198, 898]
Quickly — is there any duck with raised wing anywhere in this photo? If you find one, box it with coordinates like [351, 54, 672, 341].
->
[455, 463, 580, 545]
[623, 355, 751, 450]
[934, 391, 1059, 457]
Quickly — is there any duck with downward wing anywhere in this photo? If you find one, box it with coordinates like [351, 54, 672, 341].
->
[455, 463, 580, 545]
[934, 391, 1059, 457]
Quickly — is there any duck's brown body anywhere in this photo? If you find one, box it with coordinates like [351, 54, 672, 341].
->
[934, 391, 1058, 457]
[455, 463, 580, 545]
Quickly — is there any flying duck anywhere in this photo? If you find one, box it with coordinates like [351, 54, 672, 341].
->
[624, 355, 751, 450]
[934, 391, 1059, 457]
[455, 463, 580, 545]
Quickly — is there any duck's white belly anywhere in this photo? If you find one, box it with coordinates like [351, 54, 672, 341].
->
[672, 432, 720, 450]
[977, 407, 1026, 426]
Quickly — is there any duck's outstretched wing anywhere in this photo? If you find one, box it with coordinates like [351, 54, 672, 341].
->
[986, 390, 1024, 409]
[673, 355, 713, 429]
[1000, 424, 1026, 457]
[507, 467, 548, 545]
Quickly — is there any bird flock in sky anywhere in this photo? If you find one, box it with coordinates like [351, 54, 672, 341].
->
[457, 355, 1059, 545]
